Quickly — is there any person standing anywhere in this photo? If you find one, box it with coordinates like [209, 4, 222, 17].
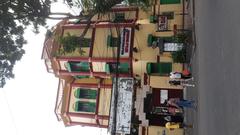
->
[167, 98, 197, 109]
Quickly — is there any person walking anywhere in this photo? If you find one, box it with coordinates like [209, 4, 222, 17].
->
[166, 98, 197, 109]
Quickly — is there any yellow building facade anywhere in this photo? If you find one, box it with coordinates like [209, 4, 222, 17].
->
[42, 0, 186, 134]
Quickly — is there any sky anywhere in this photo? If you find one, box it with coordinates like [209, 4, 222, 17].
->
[0, 2, 108, 135]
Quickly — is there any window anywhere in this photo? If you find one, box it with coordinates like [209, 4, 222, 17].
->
[107, 35, 119, 47]
[164, 43, 184, 51]
[74, 101, 96, 113]
[74, 88, 97, 99]
[162, 12, 174, 20]
[160, 0, 181, 4]
[65, 61, 90, 72]
[105, 62, 129, 74]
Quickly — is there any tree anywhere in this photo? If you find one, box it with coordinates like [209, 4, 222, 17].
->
[65, 0, 150, 14]
[62, 0, 151, 42]
[0, 0, 68, 88]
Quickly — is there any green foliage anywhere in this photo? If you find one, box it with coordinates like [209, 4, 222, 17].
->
[58, 33, 79, 53]
[65, 0, 150, 15]
[172, 31, 192, 43]
[57, 33, 86, 55]
[125, 0, 150, 10]
[171, 49, 186, 63]
[0, 0, 54, 88]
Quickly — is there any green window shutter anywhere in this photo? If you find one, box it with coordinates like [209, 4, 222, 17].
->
[160, 0, 181, 4]
[74, 101, 96, 113]
[79, 62, 90, 72]
[119, 63, 129, 73]
[106, 62, 129, 73]
[146, 62, 172, 75]
[68, 61, 90, 72]
[159, 62, 172, 75]
[147, 34, 157, 46]
[105, 63, 110, 74]
[74, 88, 97, 99]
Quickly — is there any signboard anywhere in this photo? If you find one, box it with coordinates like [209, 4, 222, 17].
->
[164, 43, 183, 51]
[120, 28, 132, 57]
[109, 77, 134, 134]
[158, 16, 168, 31]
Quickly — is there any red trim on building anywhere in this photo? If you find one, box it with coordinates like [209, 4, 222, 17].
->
[129, 27, 135, 76]
[71, 83, 112, 89]
[59, 70, 131, 78]
[89, 27, 96, 74]
[66, 80, 74, 118]
[56, 60, 61, 72]
[142, 126, 146, 135]
[89, 63, 93, 76]
[70, 121, 108, 128]
[62, 22, 136, 29]
[56, 56, 130, 63]
[92, 57, 130, 62]
[144, 73, 148, 85]
[59, 70, 91, 76]
[135, 7, 139, 21]
[157, 55, 160, 63]
[129, 28, 134, 58]
[95, 88, 100, 116]
[56, 56, 89, 61]
[112, 73, 132, 77]
[67, 112, 109, 120]
[54, 79, 62, 121]
[173, 24, 177, 35]
[129, 58, 133, 77]
[89, 27, 96, 58]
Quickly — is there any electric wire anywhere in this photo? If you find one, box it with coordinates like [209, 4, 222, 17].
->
[2, 90, 19, 135]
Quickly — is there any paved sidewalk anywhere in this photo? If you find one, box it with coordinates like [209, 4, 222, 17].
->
[183, 0, 198, 135]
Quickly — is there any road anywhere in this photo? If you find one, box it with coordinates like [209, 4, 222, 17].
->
[186, 0, 240, 135]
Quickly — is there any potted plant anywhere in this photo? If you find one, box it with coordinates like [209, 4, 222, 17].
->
[57, 33, 86, 56]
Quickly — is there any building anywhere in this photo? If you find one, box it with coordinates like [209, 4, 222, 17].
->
[42, 0, 188, 134]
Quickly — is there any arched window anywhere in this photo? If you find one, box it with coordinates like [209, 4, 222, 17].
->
[74, 101, 96, 113]
[74, 88, 97, 99]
